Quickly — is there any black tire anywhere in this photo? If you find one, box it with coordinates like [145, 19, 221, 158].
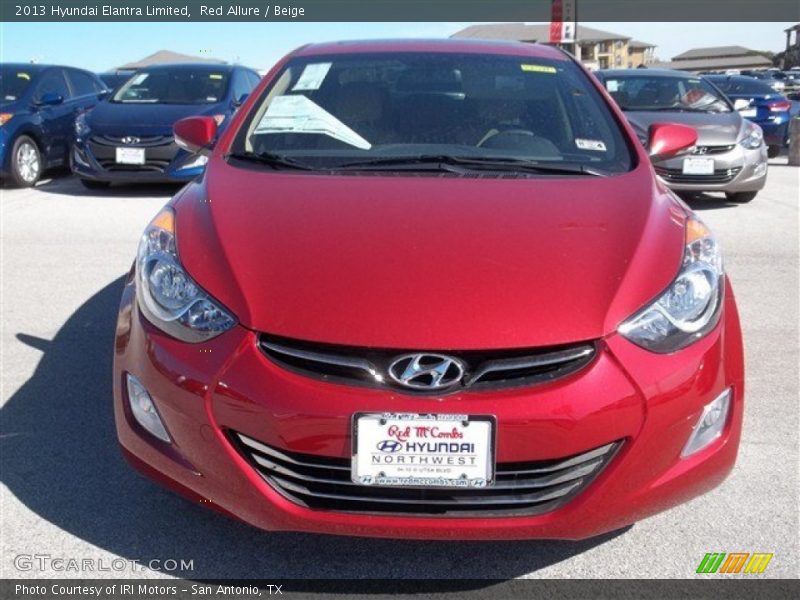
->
[80, 179, 111, 190]
[9, 135, 42, 187]
[767, 145, 781, 158]
[726, 191, 758, 203]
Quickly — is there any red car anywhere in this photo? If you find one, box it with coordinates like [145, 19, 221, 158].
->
[113, 40, 744, 540]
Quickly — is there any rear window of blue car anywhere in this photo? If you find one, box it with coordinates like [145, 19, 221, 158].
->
[708, 77, 775, 95]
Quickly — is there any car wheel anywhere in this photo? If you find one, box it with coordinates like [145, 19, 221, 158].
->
[726, 191, 758, 203]
[80, 179, 110, 190]
[10, 136, 42, 187]
[767, 145, 781, 158]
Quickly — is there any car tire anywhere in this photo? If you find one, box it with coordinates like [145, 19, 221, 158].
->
[80, 179, 110, 190]
[726, 191, 758, 203]
[767, 145, 781, 158]
[9, 135, 42, 187]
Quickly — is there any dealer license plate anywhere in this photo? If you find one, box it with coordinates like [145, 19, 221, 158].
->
[116, 147, 145, 165]
[682, 157, 714, 175]
[352, 413, 495, 488]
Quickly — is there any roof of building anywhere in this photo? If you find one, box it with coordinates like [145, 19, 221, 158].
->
[629, 40, 656, 49]
[117, 50, 226, 70]
[650, 54, 773, 71]
[451, 23, 635, 44]
[671, 45, 761, 61]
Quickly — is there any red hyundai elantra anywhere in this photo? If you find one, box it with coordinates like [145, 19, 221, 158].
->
[113, 39, 744, 540]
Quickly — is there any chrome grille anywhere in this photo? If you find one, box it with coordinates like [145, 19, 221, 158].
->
[231, 431, 621, 516]
[90, 134, 174, 147]
[259, 335, 596, 394]
[655, 166, 742, 184]
[691, 145, 736, 156]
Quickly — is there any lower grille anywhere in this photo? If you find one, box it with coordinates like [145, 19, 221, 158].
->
[258, 335, 596, 394]
[231, 431, 621, 516]
[655, 166, 742, 184]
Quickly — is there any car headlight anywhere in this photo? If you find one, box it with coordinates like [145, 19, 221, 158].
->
[739, 124, 763, 149]
[136, 207, 236, 342]
[618, 217, 723, 353]
[75, 112, 90, 138]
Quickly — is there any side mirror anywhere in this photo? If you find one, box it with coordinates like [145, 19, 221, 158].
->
[733, 98, 751, 111]
[648, 123, 697, 163]
[37, 92, 64, 106]
[174, 116, 218, 156]
[233, 93, 249, 107]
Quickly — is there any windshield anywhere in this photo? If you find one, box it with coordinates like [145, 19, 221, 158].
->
[112, 69, 229, 104]
[231, 52, 633, 174]
[0, 67, 36, 101]
[602, 75, 731, 113]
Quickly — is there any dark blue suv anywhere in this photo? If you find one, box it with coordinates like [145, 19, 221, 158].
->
[1, 64, 108, 187]
[72, 63, 260, 188]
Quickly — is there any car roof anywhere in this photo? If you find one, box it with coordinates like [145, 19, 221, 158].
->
[294, 38, 569, 61]
[598, 68, 700, 78]
[1, 63, 51, 72]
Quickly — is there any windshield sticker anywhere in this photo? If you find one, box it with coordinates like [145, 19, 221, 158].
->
[576, 138, 607, 152]
[606, 80, 619, 92]
[209, 73, 223, 80]
[255, 94, 371, 150]
[292, 62, 333, 91]
[206, 96, 218, 102]
[521, 64, 556, 74]
[17, 72, 30, 80]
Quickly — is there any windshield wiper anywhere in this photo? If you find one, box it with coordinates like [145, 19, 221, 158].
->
[338, 155, 608, 176]
[225, 151, 314, 171]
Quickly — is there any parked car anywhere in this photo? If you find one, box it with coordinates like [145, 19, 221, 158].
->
[740, 70, 786, 93]
[596, 69, 767, 202]
[0, 63, 108, 187]
[97, 70, 135, 93]
[114, 40, 744, 540]
[706, 75, 792, 158]
[72, 63, 260, 188]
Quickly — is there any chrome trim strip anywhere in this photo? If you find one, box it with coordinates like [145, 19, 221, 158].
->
[237, 433, 351, 471]
[466, 345, 595, 386]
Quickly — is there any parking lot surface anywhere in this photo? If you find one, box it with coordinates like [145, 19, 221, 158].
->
[1, 164, 798, 580]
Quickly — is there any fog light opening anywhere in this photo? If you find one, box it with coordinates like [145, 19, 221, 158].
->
[126, 373, 171, 443]
[681, 388, 731, 458]
[754, 162, 767, 177]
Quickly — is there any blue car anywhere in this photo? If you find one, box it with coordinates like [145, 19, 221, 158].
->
[72, 63, 260, 188]
[0, 63, 108, 187]
[706, 75, 793, 158]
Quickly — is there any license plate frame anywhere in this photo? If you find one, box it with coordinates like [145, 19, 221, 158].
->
[682, 157, 715, 175]
[351, 413, 496, 488]
[115, 147, 146, 165]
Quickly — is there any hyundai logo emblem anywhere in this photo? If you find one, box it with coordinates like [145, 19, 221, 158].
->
[387, 353, 465, 390]
[376, 440, 403, 453]
[692, 146, 709, 155]
[121, 136, 141, 145]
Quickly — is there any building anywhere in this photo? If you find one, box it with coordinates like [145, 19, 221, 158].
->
[116, 50, 226, 70]
[651, 46, 772, 73]
[451, 23, 656, 70]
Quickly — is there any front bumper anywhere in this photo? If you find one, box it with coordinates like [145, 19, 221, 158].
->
[113, 273, 744, 540]
[72, 137, 205, 184]
[655, 143, 767, 193]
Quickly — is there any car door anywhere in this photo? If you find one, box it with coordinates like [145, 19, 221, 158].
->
[32, 68, 74, 167]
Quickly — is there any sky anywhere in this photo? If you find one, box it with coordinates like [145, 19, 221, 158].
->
[1, 21, 794, 72]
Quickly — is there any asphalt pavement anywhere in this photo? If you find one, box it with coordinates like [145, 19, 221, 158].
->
[1, 162, 797, 580]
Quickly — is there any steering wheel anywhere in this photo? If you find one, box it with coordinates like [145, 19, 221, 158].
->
[477, 129, 536, 148]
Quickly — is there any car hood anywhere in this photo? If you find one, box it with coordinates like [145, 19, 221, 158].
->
[626, 111, 744, 146]
[87, 101, 224, 135]
[174, 162, 687, 349]
[0, 99, 26, 113]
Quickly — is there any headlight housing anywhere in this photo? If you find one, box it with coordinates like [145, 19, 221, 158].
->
[618, 217, 723, 353]
[739, 124, 763, 149]
[136, 207, 236, 342]
[74, 112, 90, 138]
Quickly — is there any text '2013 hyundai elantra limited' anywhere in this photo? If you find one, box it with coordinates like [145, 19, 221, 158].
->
[113, 39, 744, 540]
